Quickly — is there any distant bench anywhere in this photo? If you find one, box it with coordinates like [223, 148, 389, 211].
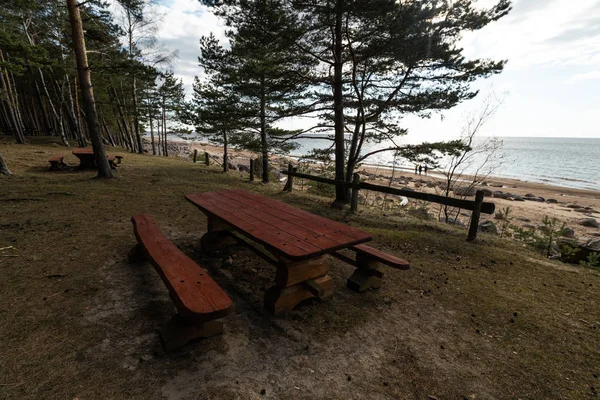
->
[48, 154, 67, 171]
[129, 214, 234, 351]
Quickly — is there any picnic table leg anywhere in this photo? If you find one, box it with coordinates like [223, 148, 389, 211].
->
[346, 253, 383, 293]
[200, 215, 235, 252]
[264, 256, 335, 315]
[77, 155, 97, 170]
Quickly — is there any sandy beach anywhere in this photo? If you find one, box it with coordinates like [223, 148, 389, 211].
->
[165, 139, 600, 241]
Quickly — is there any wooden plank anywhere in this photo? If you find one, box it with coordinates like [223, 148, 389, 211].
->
[200, 192, 328, 255]
[352, 244, 410, 270]
[186, 193, 323, 259]
[230, 190, 371, 241]
[281, 170, 495, 215]
[131, 214, 235, 323]
[218, 191, 360, 249]
[187, 191, 370, 259]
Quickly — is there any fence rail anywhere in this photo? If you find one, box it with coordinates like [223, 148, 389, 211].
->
[281, 165, 495, 241]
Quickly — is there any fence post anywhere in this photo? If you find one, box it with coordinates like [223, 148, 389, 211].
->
[204, 152, 209, 166]
[283, 163, 293, 192]
[350, 173, 360, 213]
[467, 190, 484, 241]
[193, 149, 197, 163]
[249, 159, 255, 181]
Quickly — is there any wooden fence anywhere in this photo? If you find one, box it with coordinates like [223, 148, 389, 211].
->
[281, 164, 495, 241]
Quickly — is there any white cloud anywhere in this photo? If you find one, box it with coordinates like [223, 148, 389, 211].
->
[570, 70, 600, 81]
[463, 0, 600, 71]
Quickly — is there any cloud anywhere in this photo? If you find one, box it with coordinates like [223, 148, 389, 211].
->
[570, 70, 600, 81]
[153, 0, 228, 93]
[463, 0, 600, 71]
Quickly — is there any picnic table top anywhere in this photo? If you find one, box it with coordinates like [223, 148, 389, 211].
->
[185, 190, 372, 260]
[72, 148, 117, 156]
[72, 148, 95, 156]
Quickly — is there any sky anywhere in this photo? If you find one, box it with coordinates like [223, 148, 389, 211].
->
[142, 0, 600, 140]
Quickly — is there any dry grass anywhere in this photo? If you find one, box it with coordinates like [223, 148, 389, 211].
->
[1, 136, 599, 399]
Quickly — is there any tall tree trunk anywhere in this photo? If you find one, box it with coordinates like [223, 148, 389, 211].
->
[132, 76, 143, 153]
[0, 151, 11, 175]
[34, 80, 51, 135]
[100, 116, 116, 146]
[260, 75, 269, 183]
[0, 61, 26, 144]
[110, 86, 135, 151]
[149, 106, 156, 155]
[6, 65, 27, 137]
[67, 0, 113, 178]
[73, 77, 86, 142]
[120, 84, 138, 153]
[66, 75, 86, 147]
[162, 97, 168, 157]
[37, 68, 68, 146]
[223, 130, 228, 172]
[157, 114, 162, 156]
[332, 0, 347, 206]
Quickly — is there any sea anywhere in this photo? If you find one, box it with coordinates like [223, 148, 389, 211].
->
[166, 133, 600, 192]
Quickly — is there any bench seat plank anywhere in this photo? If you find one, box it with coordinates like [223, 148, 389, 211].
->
[351, 244, 410, 270]
[131, 215, 234, 323]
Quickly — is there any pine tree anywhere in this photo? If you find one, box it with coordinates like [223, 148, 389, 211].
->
[214, 0, 313, 182]
[66, 0, 113, 178]
[188, 75, 246, 172]
[203, 0, 512, 204]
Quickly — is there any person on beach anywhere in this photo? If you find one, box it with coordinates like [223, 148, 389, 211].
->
[424, 165, 428, 175]
[418, 165, 422, 175]
[415, 165, 418, 174]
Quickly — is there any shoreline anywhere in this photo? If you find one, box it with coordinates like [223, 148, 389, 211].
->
[162, 137, 600, 194]
[163, 135, 599, 193]
[157, 138, 600, 241]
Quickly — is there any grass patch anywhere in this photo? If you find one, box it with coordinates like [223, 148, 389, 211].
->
[1, 136, 600, 399]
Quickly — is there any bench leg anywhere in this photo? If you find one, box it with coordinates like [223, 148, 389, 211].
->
[346, 253, 383, 293]
[346, 269, 382, 293]
[159, 314, 224, 352]
[264, 274, 335, 315]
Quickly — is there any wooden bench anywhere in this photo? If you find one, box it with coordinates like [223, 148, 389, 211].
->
[107, 155, 117, 170]
[333, 244, 410, 293]
[129, 214, 234, 351]
[48, 154, 67, 171]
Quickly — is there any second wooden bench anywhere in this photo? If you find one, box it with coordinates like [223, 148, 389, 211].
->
[129, 214, 234, 351]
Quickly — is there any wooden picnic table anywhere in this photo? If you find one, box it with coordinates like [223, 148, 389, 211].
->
[72, 148, 120, 170]
[185, 189, 374, 314]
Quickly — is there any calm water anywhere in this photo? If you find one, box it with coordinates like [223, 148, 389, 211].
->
[166, 133, 600, 191]
[288, 136, 600, 191]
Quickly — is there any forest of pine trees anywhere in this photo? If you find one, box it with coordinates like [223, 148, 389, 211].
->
[0, 0, 185, 167]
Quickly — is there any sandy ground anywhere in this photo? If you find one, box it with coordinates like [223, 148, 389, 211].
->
[166, 139, 600, 242]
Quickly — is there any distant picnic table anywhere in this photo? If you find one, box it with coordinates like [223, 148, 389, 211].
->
[186, 190, 409, 314]
[72, 148, 121, 170]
